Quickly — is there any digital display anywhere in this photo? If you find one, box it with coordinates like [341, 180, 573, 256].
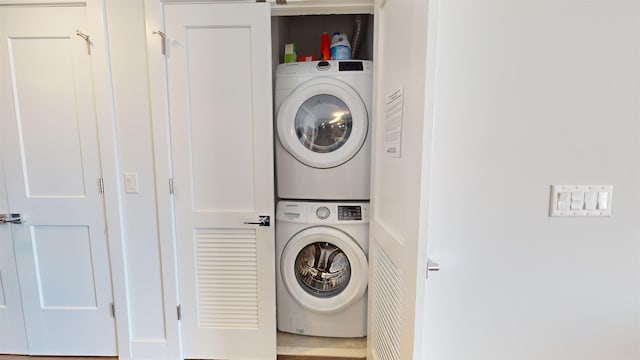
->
[338, 61, 364, 72]
[338, 206, 362, 220]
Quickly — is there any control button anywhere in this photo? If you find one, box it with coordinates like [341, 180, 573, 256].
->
[571, 191, 583, 200]
[316, 206, 330, 220]
[584, 191, 597, 210]
[570, 191, 584, 210]
[597, 192, 608, 210]
[317, 61, 331, 71]
[557, 192, 569, 210]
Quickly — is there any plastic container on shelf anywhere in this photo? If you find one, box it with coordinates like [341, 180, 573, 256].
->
[330, 32, 351, 60]
[298, 55, 317, 62]
[284, 43, 297, 63]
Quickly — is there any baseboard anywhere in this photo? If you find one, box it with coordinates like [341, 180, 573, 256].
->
[278, 356, 365, 360]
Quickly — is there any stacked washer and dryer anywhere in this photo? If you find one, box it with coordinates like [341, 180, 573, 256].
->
[274, 60, 373, 338]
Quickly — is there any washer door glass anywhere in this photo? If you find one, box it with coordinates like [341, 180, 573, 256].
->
[294, 241, 351, 298]
[295, 95, 352, 154]
[280, 226, 368, 313]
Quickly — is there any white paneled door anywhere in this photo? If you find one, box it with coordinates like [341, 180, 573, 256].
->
[0, 160, 28, 354]
[368, 0, 439, 359]
[160, 3, 276, 359]
[0, 5, 116, 356]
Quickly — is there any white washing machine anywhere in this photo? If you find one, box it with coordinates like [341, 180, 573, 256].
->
[275, 60, 373, 200]
[276, 200, 369, 338]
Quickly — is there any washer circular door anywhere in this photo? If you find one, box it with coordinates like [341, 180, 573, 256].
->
[280, 226, 368, 313]
[277, 77, 369, 169]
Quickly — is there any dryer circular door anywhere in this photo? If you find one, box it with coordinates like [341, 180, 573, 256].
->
[280, 226, 368, 313]
[277, 77, 369, 169]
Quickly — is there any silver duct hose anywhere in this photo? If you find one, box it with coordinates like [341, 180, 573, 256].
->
[351, 15, 367, 60]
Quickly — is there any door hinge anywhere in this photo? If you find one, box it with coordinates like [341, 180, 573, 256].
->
[169, 178, 174, 195]
[98, 177, 105, 194]
[177, 304, 182, 320]
[110, 303, 116, 318]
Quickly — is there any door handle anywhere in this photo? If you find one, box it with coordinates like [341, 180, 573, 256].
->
[426, 258, 439, 279]
[0, 213, 22, 224]
[243, 215, 270, 227]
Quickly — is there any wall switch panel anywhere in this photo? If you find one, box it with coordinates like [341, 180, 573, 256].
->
[550, 185, 612, 217]
[124, 172, 139, 194]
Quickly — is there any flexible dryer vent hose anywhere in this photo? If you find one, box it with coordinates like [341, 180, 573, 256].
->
[351, 15, 368, 60]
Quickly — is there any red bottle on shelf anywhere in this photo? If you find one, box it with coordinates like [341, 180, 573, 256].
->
[320, 32, 330, 60]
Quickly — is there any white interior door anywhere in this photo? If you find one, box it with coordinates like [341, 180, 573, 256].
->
[0, 5, 116, 356]
[162, 3, 276, 359]
[367, 0, 439, 359]
[0, 158, 29, 355]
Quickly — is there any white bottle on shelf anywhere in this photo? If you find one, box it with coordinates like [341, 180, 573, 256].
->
[330, 32, 351, 60]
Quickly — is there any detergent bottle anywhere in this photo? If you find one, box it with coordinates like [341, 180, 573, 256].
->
[320, 32, 331, 60]
[330, 32, 351, 60]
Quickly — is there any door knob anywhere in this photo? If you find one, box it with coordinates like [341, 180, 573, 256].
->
[427, 259, 440, 272]
[0, 213, 22, 224]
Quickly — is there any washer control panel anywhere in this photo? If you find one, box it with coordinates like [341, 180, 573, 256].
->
[338, 205, 362, 220]
[277, 201, 369, 224]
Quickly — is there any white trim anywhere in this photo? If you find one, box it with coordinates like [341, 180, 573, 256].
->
[0, 1, 84, 6]
[130, 339, 173, 359]
[268, 0, 373, 16]
[143, 0, 183, 359]
[85, 0, 131, 358]
[161, 0, 253, 3]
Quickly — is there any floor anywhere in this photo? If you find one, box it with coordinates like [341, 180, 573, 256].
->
[277, 332, 366, 359]
[278, 357, 363, 360]
[0, 357, 115, 360]
[0, 357, 362, 360]
[0, 333, 366, 360]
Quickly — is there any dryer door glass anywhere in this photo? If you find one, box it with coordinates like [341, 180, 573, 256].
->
[294, 241, 351, 298]
[295, 95, 353, 153]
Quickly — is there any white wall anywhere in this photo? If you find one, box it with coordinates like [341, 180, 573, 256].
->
[426, 1, 640, 359]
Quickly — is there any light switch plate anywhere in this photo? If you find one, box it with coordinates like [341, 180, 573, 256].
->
[550, 185, 612, 217]
[124, 172, 139, 194]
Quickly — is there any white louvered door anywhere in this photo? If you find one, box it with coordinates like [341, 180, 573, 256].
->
[160, 3, 276, 359]
[367, 0, 439, 359]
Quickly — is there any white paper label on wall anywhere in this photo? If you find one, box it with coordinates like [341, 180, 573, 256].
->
[384, 87, 404, 158]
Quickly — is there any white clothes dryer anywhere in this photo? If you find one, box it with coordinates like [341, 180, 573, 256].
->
[275, 60, 373, 200]
[276, 200, 369, 338]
